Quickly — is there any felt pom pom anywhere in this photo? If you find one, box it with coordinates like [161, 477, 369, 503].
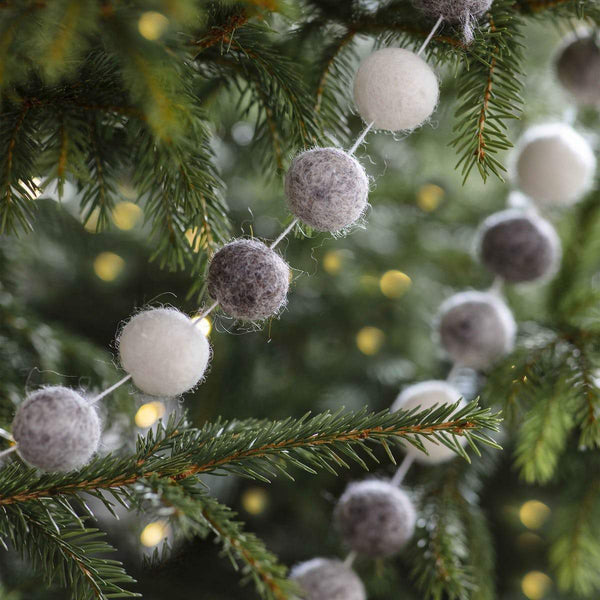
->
[12, 386, 100, 472]
[119, 307, 211, 397]
[478, 209, 561, 283]
[285, 148, 369, 232]
[514, 123, 596, 207]
[289, 558, 366, 600]
[207, 239, 290, 321]
[353, 48, 439, 131]
[556, 34, 600, 106]
[335, 480, 416, 557]
[438, 290, 516, 370]
[391, 380, 466, 464]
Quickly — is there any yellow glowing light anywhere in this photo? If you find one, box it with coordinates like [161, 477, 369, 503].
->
[135, 401, 166, 428]
[93, 252, 125, 282]
[323, 251, 343, 275]
[519, 500, 551, 530]
[140, 521, 169, 547]
[241, 487, 269, 516]
[85, 208, 100, 233]
[112, 201, 142, 231]
[191, 316, 212, 336]
[185, 228, 202, 253]
[138, 12, 169, 40]
[417, 183, 445, 212]
[521, 571, 552, 600]
[356, 326, 385, 356]
[379, 270, 412, 299]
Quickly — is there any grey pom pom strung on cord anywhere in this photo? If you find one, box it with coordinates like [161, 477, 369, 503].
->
[285, 148, 369, 233]
[207, 239, 290, 321]
[12, 386, 100, 472]
[438, 290, 516, 370]
[478, 210, 561, 283]
[289, 558, 366, 600]
[334, 480, 416, 557]
[556, 33, 600, 106]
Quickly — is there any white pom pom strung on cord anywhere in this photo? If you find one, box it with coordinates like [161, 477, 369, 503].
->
[477, 209, 561, 284]
[391, 380, 466, 464]
[12, 386, 100, 472]
[334, 479, 416, 557]
[289, 558, 366, 600]
[555, 33, 600, 106]
[285, 148, 369, 232]
[353, 48, 439, 131]
[119, 307, 211, 397]
[207, 239, 290, 321]
[438, 290, 516, 370]
[513, 123, 596, 208]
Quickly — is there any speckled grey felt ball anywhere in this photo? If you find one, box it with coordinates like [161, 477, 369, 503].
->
[289, 558, 366, 600]
[438, 290, 516, 370]
[556, 34, 600, 106]
[12, 387, 100, 472]
[415, 0, 493, 41]
[478, 210, 561, 283]
[334, 480, 416, 557]
[285, 148, 369, 232]
[207, 239, 290, 321]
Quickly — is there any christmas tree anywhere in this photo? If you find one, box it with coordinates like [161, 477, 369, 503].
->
[0, 1, 599, 599]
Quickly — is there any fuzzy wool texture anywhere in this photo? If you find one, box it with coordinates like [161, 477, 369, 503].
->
[335, 480, 416, 557]
[556, 34, 600, 106]
[392, 380, 466, 464]
[289, 558, 366, 600]
[478, 209, 561, 283]
[438, 290, 516, 370]
[207, 239, 290, 321]
[12, 386, 100, 472]
[119, 307, 211, 397]
[353, 48, 439, 131]
[415, 0, 493, 42]
[514, 123, 596, 207]
[285, 148, 369, 232]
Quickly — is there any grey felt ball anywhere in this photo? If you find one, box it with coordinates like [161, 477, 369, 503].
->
[438, 290, 516, 370]
[478, 210, 561, 283]
[12, 386, 100, 472]
[289, 558, 366, 600]
[334, 480, 416, 557]
[285, 148, 369, 232]
[556, 34, 600, 106]
[415, 0, 493, 41]
[207, 239, 290, 321]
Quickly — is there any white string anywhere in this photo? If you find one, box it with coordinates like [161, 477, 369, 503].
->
[194, 300, 220, 325]
[487, 276, 504, 295]
[88, 373, 132, 405]
[348, 121, 374, 156]
[270, 217, 299, 250]
[0, 446, 17, 459]
[0, 427, 14, 443]
[343, 550, 357, 567]
[417, 15, 444, 56]
[391, 453, 415, 486]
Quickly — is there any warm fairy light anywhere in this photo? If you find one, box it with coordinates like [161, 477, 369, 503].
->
[185, 228, 202, 253]
[140, 521, 169, 547]
[323, 250, 343, 275]
[417, 183, 444, 212]
[135, 401, 166, 428]
[93, 252, 125, 282]
[521, 571, 552, 600]
[519, 500, 551, 530]
[241, 487, 269, 516]
[138, 12, 169, 40]
[112, 202, 142, 231]
[191, 315, 212, 336]
[356, 326, 385, 355]
[379, 270, 411, 299]
[85, 208, 100, 233]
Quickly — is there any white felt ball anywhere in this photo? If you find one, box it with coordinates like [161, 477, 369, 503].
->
[477, 209, 561, 283]
[391, 380, 466, 464]
[289, 558, 366, 600]
[556, 34, 600, 106]
[335, 479, 416, 557]
[12, 386, 100, 472]
[353, 48, 439, 131]
[514, 123, 596, 207]
[119, 307, 211, 397]
[285, 147, 369, 232]
[438, 290, 516, 370]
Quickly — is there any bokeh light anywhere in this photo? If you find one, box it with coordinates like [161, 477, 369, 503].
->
[323, 250, 343, 275]
[417, 183, 445, 212]
[521, 571, 552, 600]
[93, 252, 125, 282]
[185, 228, 202, 253]
[135, 401, 166, 429]
[191, 316, 212, 336]
[356, 326, 385, 355]
[140, 521, 169, 547]
[138, 12, 169, 40]
[519, 500, 551, 530]
[112, 201, 142, 230]
[379, 270, 411, 298]
[241, 487, 269, 516]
